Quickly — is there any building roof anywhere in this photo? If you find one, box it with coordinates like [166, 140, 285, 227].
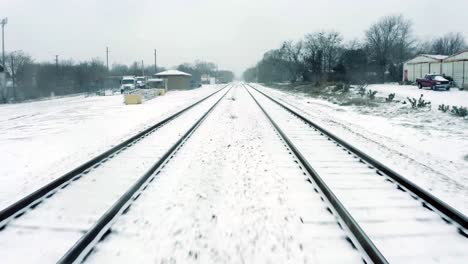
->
[154, 70, 191, 77]
[443, 49, 468, 62]
[405, 54, 448, 64]
[421, 54, 449, 60]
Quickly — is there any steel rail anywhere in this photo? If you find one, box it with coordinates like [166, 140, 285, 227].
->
[247, 83, 468, 233]
[245, 84, 389, 264]
[58, 86, 232, 263]
[0, 84, 230, 229]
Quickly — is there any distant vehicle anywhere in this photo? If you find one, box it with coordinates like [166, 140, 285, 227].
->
[416, 74, 450, 91]
[136, 76, 146, 88]
[120, 76, 137, 93]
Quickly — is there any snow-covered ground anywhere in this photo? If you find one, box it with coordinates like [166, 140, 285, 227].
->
[0, 85, 222, 211]
[86, 84, 363, 263]
[370, 84, 468, 108]
[253, 83, 468, 215]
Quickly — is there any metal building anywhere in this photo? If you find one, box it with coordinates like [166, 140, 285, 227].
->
[154, 70, 191, 90]
[442, 50, 468, 90]
[403, 50, 468, 89]
[403, 54, 447, 82]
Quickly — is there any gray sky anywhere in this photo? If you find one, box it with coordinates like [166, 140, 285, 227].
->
[3, 0, 468, 76]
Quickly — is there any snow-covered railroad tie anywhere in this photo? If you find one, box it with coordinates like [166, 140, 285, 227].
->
[246, 84, 468, 263]
[0, 85, 232, 263]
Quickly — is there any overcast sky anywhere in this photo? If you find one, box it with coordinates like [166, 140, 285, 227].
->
[3, 0, 468, 76]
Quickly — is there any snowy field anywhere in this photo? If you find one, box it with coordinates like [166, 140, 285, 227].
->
[254, 83, 468, 215]
[0, 85, 222, 210]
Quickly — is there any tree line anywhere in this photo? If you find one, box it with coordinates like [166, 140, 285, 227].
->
[0, 54, 234, 103]
[243, 14, 467, 85]
[176, 61, 234, 84]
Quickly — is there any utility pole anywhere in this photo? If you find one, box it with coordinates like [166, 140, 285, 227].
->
[141, 60, 145, 76]
[1, 17, 7, 67]
[55, 55, 59, 91]
[106, 46, 109, 72]
[154, 49, 157, 73]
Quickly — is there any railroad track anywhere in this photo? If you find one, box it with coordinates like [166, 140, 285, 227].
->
[245, 83, 468, 263]
[0, 84, 231, 263]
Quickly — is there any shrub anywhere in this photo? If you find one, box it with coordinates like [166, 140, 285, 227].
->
[407, 94, 431, 109]
[333, 83, 344, 91]
[438, 104, 450, 112]
[367, 89, 377, 100]
[333, 82, 350, 93]
[385, 93, 395, 102]
[451, 106, 468, 117]
[357, 85, 367, 97]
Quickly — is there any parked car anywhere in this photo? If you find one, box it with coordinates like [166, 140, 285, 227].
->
[416, 74, 450, 91]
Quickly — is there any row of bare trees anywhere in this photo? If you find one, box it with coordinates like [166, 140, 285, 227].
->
[0, 54, 234, 103]
[243, 14, 467, 84]
[177, 61, 234, 85]
[0, 52, 108, 103]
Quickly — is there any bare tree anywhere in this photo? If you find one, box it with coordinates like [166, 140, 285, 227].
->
[280, 40, 304, 82]
[304, 31, 343, 73]
[430, 32, 466, 55]
[5, 51, 33, 100]
[365, 14, 413, 81]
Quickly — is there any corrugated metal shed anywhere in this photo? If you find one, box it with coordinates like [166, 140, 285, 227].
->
[443, 50, 468, 89]
[403, 55, 447, 81]
[403, 51, 468, 89]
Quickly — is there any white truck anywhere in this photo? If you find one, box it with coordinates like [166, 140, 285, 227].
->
[120, 76, 137, 94]
[135, 76, 147, 88]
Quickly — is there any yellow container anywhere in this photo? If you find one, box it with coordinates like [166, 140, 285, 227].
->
[124, 94, 142, 104]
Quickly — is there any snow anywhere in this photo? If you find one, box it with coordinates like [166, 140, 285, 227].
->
[433, 76, 448, 82]
[250, 86, 468, 263]
[370, 84, 467, 107]
[0, 88, 228, 263]
[252, 83, 468, 215]
[422, 54, 448, 60]
[0, 85, 222, 211]
[155, 70, 192, 76]
[85, 84, 363, 263]
[1, 81, 466, 262]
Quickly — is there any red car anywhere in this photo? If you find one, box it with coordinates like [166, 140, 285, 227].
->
[416, 74, 451, 91]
